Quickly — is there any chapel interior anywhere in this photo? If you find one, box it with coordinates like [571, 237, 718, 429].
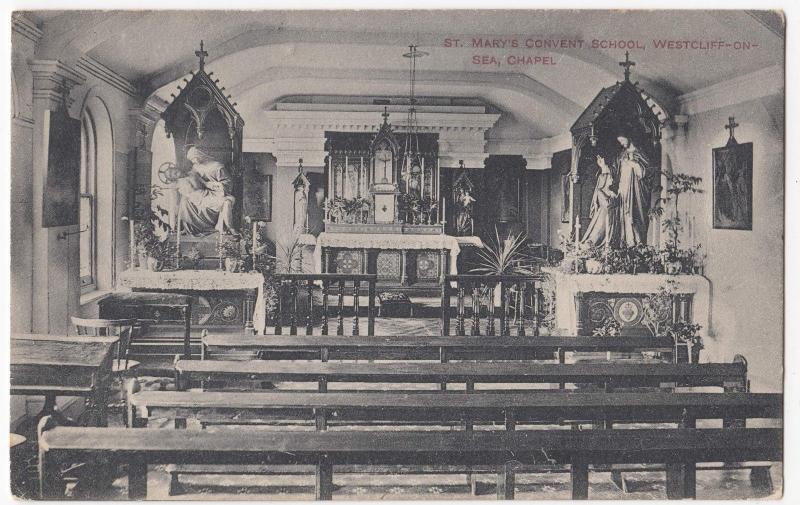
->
[9, 9, 785, 501]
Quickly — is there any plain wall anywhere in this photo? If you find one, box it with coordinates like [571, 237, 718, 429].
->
[668, 94, 784, 393]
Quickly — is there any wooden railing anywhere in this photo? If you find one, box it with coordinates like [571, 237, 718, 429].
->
[441, 274, 544, 336]
[273, 274, 377, 336]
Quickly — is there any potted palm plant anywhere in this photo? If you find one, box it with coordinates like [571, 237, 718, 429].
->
[470, 227, 537, 306]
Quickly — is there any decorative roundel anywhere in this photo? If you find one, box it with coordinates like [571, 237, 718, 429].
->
[613, 297, 644, 327]
[157, 161, 182, 185]
[215, 302, 240, 324]
[588, 301, 613, 324]
[188, 86, 213, 109]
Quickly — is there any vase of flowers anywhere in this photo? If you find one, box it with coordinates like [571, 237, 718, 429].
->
[667, 321, 703, 364]
[218, 235, 244, 272]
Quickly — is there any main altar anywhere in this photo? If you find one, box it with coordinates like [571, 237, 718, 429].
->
[309, 47, 483, 293]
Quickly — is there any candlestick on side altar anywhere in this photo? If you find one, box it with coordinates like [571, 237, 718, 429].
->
[252, 219, 258, 269]
[123, 217, 135, 268]
[175, 213, 182, 266]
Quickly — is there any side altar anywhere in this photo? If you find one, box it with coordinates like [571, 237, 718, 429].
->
[117, 269, 265, 332]
[543, 268, 710, 339]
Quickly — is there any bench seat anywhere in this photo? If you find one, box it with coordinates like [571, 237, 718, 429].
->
[38, 422, 782, 500]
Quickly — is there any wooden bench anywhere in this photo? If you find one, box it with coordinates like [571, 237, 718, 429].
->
[128, 390, 782, 430]
[130, 388, 779, 495]
[174, 358, 749, 393]
[37, 417, 782, 500]
[201, 334, 676, 362]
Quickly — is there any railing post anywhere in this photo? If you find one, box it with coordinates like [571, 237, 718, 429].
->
[486, 281, 496, 336]
[471, 283, 481, 336]
[352, 280, 361, 335]
[321, 280, 329, 336]
[441, 277, 451, 336]
[289, 280, 298, 336]
[306, 280, 314, 335]
[274, 279, 283, 335]
[517, 282, 526, 337]
[456, 283, 466, 336]
[336, 280, 345, 336]
[367, 277, 376, 336]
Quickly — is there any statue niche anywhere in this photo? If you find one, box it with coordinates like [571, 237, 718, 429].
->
[568, 52, 664, 249]
[161, 41, 244, 237]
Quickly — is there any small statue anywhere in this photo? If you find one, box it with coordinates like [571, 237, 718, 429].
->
[455, 187, 476, 236]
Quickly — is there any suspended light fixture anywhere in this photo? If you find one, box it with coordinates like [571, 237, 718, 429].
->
[402, 45, 428, 194]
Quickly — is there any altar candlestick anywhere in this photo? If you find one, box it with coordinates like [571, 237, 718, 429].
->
[421, 158, 425, 198]
[176, 213, 181, 264]
[252, 220, 258, 269]
[344, 156, 348, 199]
[436, 157, 441, 203]
[442, 197, 446, 224]
[126, 217, 135, 268]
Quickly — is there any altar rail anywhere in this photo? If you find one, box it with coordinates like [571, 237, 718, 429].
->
[273, 274, 377, 336]
[441, 274, 545, 337]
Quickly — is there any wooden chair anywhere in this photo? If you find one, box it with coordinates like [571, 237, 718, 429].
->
[72, 317, 138, 372]
[71, 318, 139, 421]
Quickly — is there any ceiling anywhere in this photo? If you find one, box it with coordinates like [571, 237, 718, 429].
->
[25, 9, 784, 138]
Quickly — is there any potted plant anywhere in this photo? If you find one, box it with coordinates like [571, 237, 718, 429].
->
[470, 227, 537, 306]
[218, 235, 244, 272]
[179, 246, 202, 270]
[667, 321, 703, 364]
[134, 221, 172, 271]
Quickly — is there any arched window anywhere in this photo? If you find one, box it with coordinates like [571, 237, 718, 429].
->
[79, 110, 97, 290]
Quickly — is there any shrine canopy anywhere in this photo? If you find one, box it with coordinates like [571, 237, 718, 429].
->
[569, 52, 667, 182]
[161, 41, 245, 175]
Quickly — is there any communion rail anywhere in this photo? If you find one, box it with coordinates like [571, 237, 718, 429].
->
[441, 274, 545, 336]
[272, 273, 377, 336]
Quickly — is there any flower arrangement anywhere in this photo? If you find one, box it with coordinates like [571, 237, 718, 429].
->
[592, 318, 622, 337]
[134, 221, 174, 270]
[641, 280, 676, 338]
[217, 235, 247, 272]
[324, 196, 372, 224]
[650, 172, 703, 248]
[667, 321, 703, 348]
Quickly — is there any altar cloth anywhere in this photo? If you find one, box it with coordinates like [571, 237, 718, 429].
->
[117, 269, 266, 331]
[312, 232, 480, 276]
[542, 267, 711, 339]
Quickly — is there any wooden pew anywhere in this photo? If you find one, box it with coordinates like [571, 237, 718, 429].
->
[128, 390, 781, 430]
[37, 416, 782, 500]
[202, 334, 675, 362]
[174, 358, 749, 392]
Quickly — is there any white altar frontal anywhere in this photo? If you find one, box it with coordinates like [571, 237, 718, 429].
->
[543, 268, 711, 339]
[118, 269, 266, 331]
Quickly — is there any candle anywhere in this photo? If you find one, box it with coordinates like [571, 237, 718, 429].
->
[421, 158, 425, 198]
[442, 197, 446, 224]
[176, 213, 181, 263]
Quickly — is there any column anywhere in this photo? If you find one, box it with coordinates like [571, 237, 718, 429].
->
[30, 60, 86, 334]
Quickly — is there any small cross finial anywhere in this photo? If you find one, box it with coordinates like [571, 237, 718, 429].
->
[195, 40, 208, 70]
[381, 106, 390, 123]
[725, 116, 739, 145]
[619, 51, 636, 81]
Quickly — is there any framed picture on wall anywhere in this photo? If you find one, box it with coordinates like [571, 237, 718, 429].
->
[712, 142, 753, 230]
[42, 109, 82, 227]
[242, 153, 273, 222]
